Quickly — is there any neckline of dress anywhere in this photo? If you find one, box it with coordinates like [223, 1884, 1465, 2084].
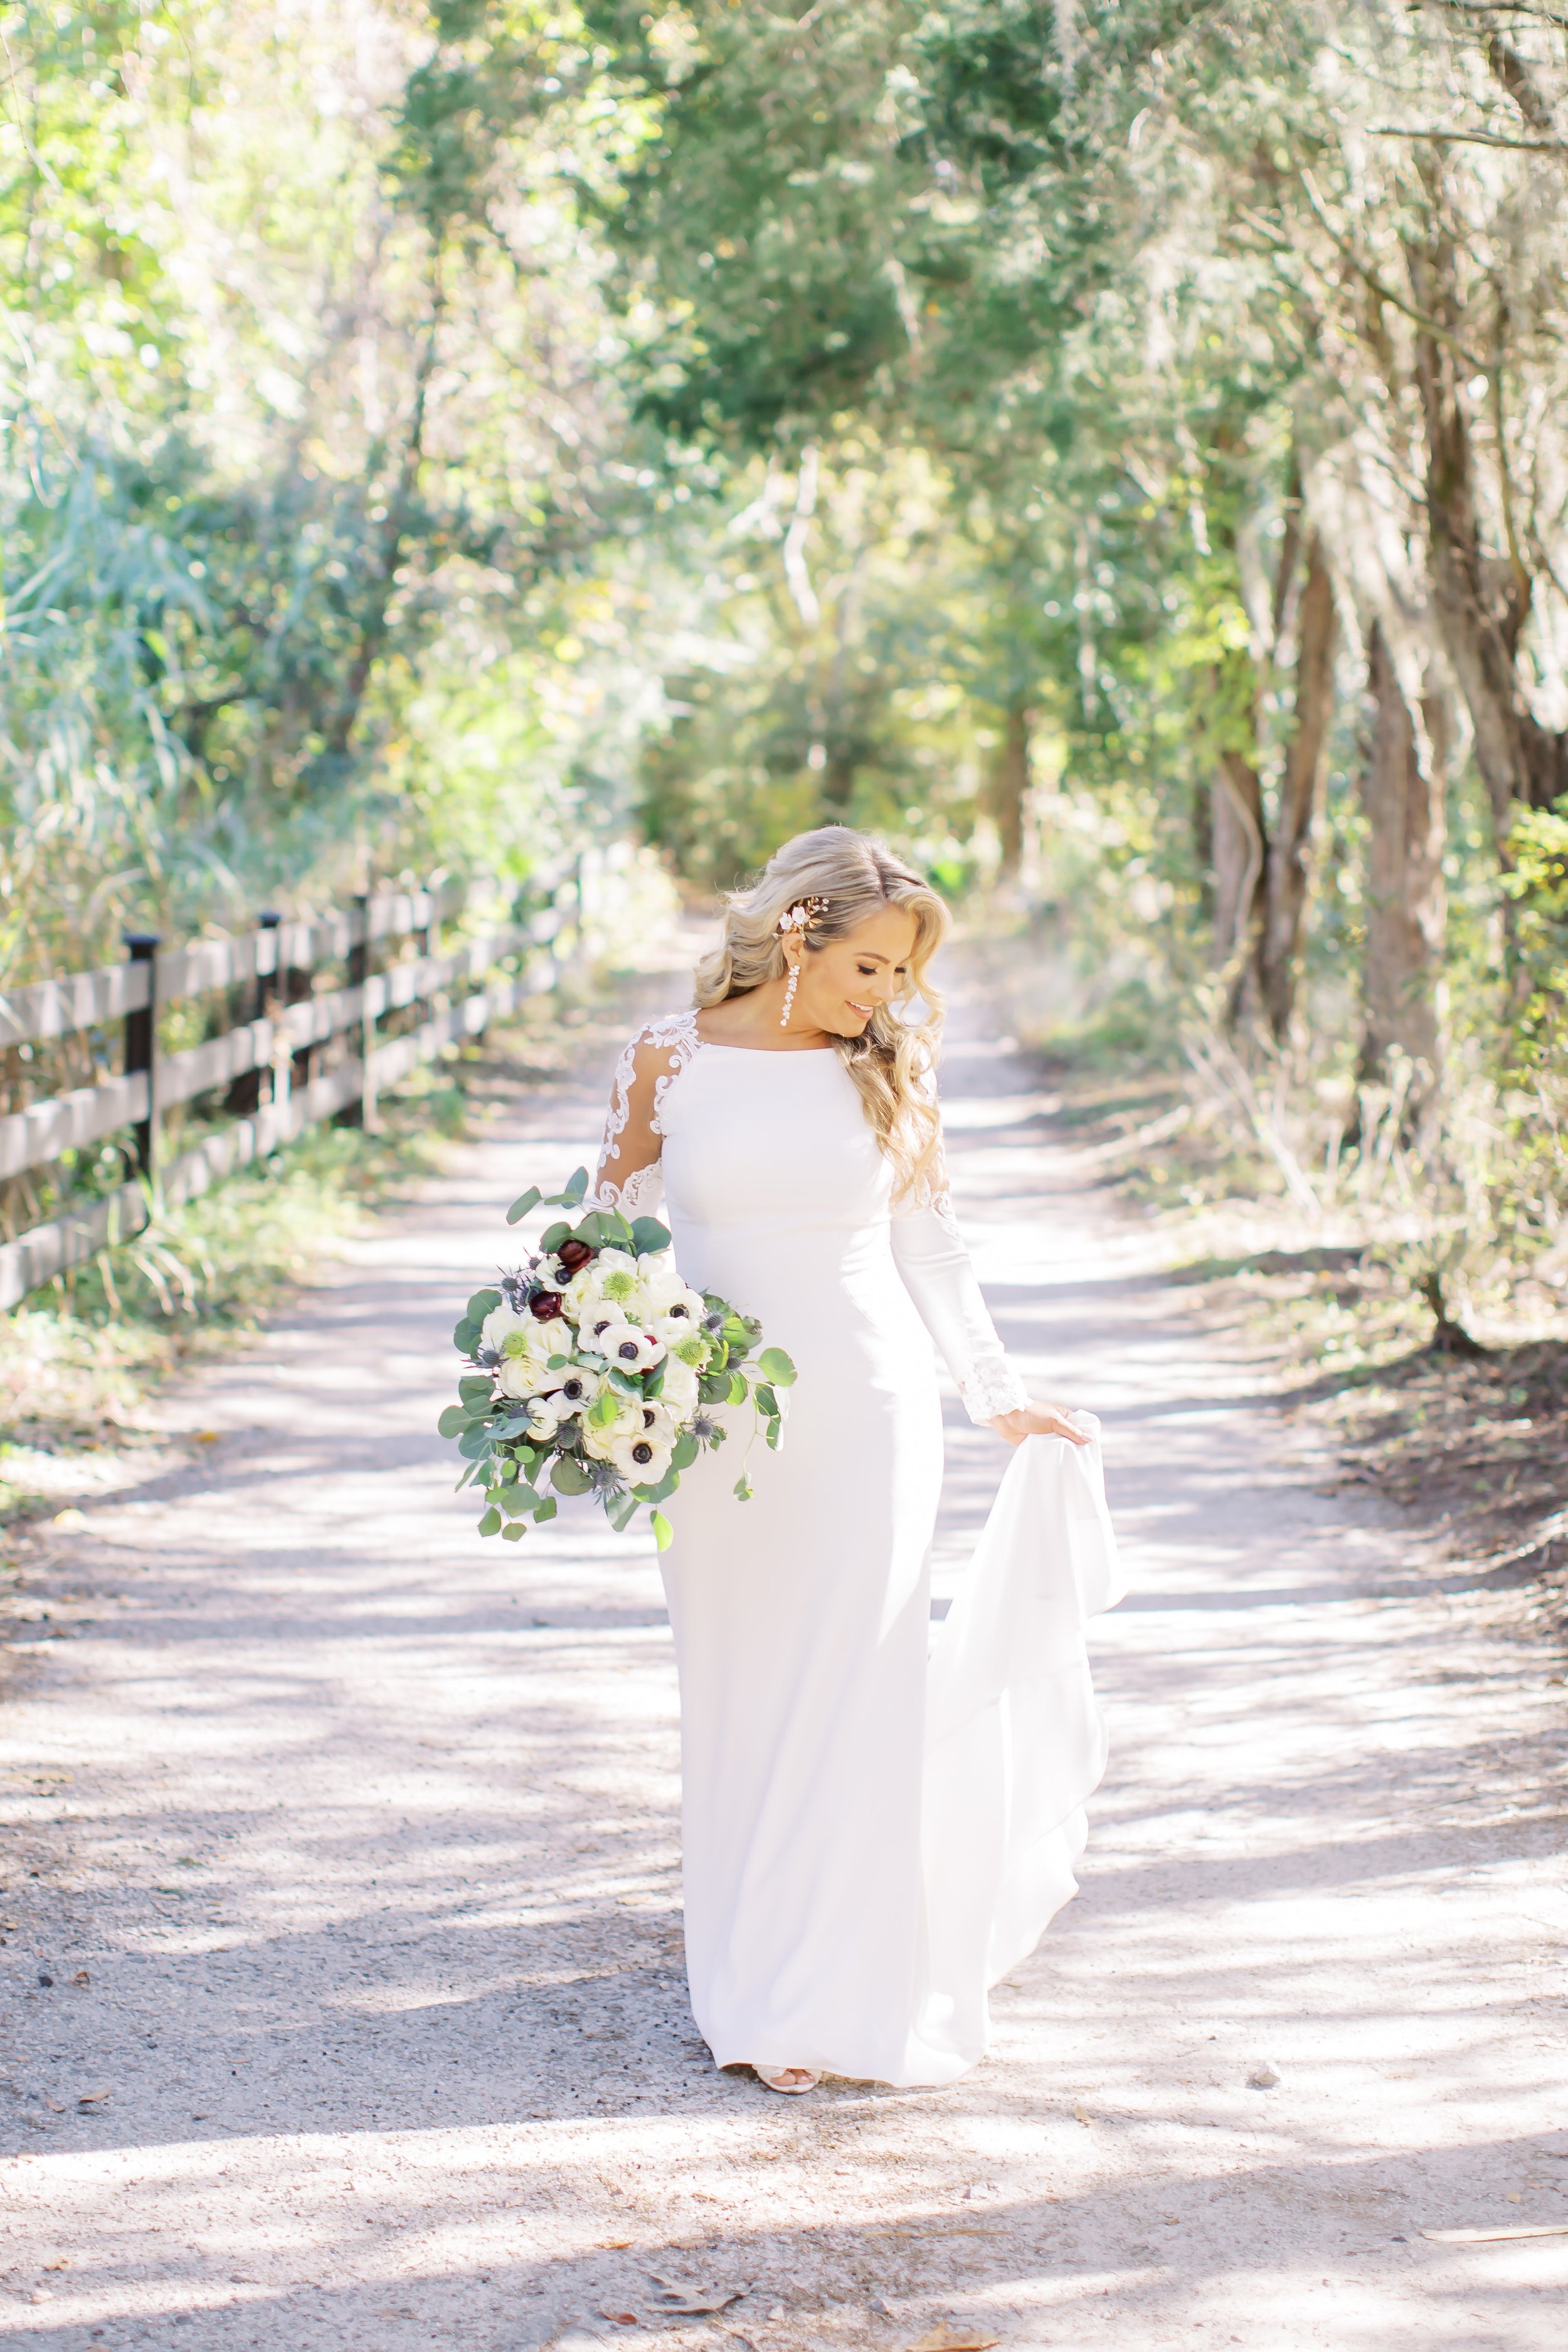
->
[695, 1038, 839, 1057]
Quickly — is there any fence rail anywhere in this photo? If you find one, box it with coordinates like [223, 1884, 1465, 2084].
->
[0, 867, 585, 1313]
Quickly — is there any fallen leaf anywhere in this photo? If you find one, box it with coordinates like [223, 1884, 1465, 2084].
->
[71, 1969, 90, 1988]
[1246, 2066, 1279, 2090]
[43, 2259, 70, 2272]
[908, 2331, 1000, 2351]
[41, 2095, 65, 2113]
[1421, 2223, 1568, 2244]
[1073, 2106, 1092, 2124]
[77, 2086, 112, 2106]
[600, 2238, 634, 2249]
[598, 2312, 640, 2328]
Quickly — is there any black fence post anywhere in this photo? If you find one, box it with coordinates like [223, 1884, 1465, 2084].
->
[225, 910, 280, 1116]
[122, 932, 161, 1184]
[339, 892, 369, 1128]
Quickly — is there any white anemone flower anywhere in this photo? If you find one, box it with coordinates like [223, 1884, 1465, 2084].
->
[585, 1399, 676, 1486]
[547, 1364, 607, 1417]
[649, 1286, 707, 1343]
[605, 1322, 667, 1374]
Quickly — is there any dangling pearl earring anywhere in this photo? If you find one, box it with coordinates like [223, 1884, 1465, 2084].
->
[779, 962, 799, 1029]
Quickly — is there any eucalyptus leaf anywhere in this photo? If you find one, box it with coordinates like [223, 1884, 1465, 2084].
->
[534, 1495, 558, 1523]
[458, 1426, 494, 1460]
[466, 1288, 502, 1322]
[506, 1185, 542, 1225]
[733, 1473, 753, 1502]
[757, 1346, 797, 1386]
[453, 1319, 479, 1355]
[630, 1216, 672, 1254]
[670, 1429, 699, 1471]
[727, 1371, 748, 1405]
[437, 1404, 467, 1439]
[539, 1220, 572, 1253]
[458, 1375, 492, 1405]
[551, 1454, 591, 1496]
[633, 1464, 681, 1503]
[650, 1509, 673, 1552]
[477, 1507, 501, 1537]
[754, 1383, 777, 1419]
[563, 1165, 590, 1202]
[605, 1488, 640, 1533]
[765, 1416, 783, 1452]
[501, 1521, 527, 1541]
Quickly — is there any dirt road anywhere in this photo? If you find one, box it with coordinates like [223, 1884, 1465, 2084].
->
[3, 978, 1565, 2352]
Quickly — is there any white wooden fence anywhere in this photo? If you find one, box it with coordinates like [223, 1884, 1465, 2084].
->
[0, 864, 591, 1311]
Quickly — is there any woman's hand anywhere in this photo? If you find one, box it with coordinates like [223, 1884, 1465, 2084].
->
[990, 1399, 1091, 1448]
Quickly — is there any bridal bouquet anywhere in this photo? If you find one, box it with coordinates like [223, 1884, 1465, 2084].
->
[440, 1167, 796, 1549]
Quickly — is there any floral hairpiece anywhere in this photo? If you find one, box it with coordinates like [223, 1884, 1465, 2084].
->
[777, 896, 829, 935]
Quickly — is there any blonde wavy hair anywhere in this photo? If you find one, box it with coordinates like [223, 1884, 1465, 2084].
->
[693, 827, 950, 1199]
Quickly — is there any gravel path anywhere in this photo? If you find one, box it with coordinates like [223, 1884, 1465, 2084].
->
[2, 977, 1565, 2352]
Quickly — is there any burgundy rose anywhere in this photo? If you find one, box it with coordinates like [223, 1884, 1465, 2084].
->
[529, 1291, 565, 1321]
[556, 1238, 595, 1273]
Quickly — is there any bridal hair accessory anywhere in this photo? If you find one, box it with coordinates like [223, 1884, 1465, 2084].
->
[440, 1167, 798, 1550]
[777, 896, 826, 1025]
[776, 896, 829, 935]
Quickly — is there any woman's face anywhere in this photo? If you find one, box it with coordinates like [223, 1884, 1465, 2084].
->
[789, 906, 920, 1037]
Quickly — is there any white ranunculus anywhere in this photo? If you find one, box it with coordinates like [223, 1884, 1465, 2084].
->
[577, 1248, 644, 1317]
[633, 1248, 686, 1308]
[495, 1355, 540, 1402]
[494, 1323, 566, 1396]
[655, 1353, 699, 1419]
[480, 1301, 532, 1356]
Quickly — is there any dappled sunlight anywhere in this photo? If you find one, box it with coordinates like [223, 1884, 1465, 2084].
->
[2, 987, 1563, 2351]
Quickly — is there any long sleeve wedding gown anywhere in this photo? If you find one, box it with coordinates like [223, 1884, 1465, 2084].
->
[593, 1012, 1121, 2088]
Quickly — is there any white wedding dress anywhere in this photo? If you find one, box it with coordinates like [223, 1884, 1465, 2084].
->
[593, 1013, 1121, 2087]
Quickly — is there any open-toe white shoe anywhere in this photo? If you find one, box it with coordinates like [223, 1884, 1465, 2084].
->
[753, 2064, 820, 2095]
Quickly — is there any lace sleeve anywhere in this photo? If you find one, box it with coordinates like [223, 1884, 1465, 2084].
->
[888, 1145, 1030, 1424]
[590, 1013, 701, 1216]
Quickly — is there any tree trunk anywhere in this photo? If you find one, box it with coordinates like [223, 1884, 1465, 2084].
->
[988, 699, 1031, 872]
[1406, 198, 1568, 827]
[1261, 531, 1338, 1041]
[1210, 746, 1267, 1026]
[1359, 624, 1446, 1082]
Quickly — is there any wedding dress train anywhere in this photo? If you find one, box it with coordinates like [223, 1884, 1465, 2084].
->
[593, 1014, 1121, 2087]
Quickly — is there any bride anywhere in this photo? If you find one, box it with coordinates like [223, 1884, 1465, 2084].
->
[591, 825, 1104, 2094]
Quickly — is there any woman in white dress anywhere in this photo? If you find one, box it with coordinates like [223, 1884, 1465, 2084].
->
[591, 827, 1098, 2094]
